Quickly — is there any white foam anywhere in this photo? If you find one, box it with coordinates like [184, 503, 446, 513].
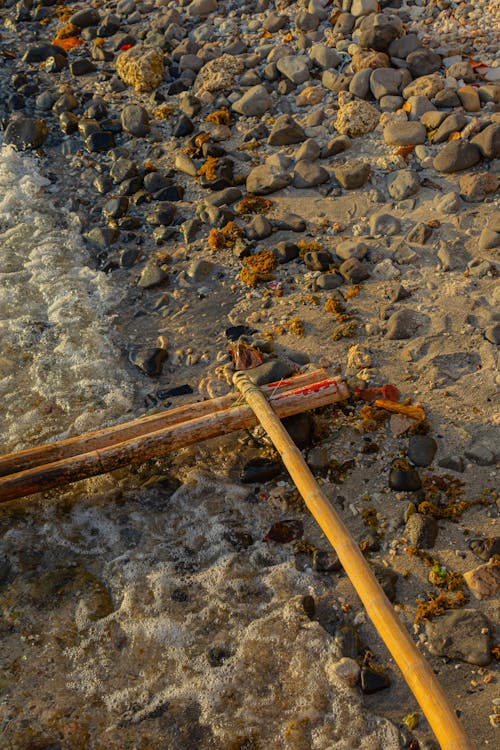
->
[0, 146, 134, 451]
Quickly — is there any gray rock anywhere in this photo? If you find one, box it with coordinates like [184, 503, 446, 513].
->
[370, 68, 402, 99]
[446, 61, 476, 83]
[478, 228, 500, 249]
[404, 513, 438, 548]
[322, 70, 341, 92]
[205, 187, 242, 207]
[334, 161, 371, 190]
[4, 116, 48, 150]
[434, 191, 461, 214]
[437, 241, 467, 272]
[433, 113, 467, 144]
[388, 33, 419, 59]
[433, 140, 481, 173]
[386, 308, 428, 339]
[303, 250, 333, 271]
[138, 261, 168, 288]
[245, 215, 273, 240]
[464, 441, 496, 466]
[485, 324, 500, 344]
[407, 95, 435, 120]
[358, 13, 403, 52]
[433, 88, 461, 108]
[321, 135, 352, 158]
[129, 347, 168, 376]
[70, 8, 100, 26]
[296, 138, 320, 162]
[339, 258, 370, 283]
[245, 359, 295, 386]
[295, 10, 319, 31]
[121, 104, 150, 136]
[407, 49, 441, 77]
[276, 55, 310, 85]
[351, 0, 378, 17]
[406, 222, 432, 244]
[246, 154, 292, 195]
[316, 273, 344, 289]
[268, 114, 306, 145]
[383, 121, 426, 146]
[175, 153, 198, 177]
[263, 12, 288, 33]
[187, 258, 214, 281]
[369, 213, 401, 236]
[349, 69, 372, 99]
[309, 44, 341, 70]
[459, 172, 499, 202]
[425, 609, 492, 666]
[387, 169, 420, 201]
[471, 123, 500, 160]
[335, 240, 368, 261]
[407, 435, 437, 467]
[188, 0, 217, 18]
[420, 110, 447, 130]
[438, 455, 464, 472]
[232, 84, 273, 117]
[293, 160, 329, 188]
[379, 95, 404, 111]
[389, 464, 422, 492]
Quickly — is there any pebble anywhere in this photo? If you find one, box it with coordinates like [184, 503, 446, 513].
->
[121, 104, 150, 137]
[383, 121, 427, 146]
[407, 435, 437, 467]
[4, 115, 48, 150]
[232, 84, 273, 117]
[433, 140, 482, 173]
[387, 169, 421, 201]
[129, 347, 168, 376]
[404, 512, 438, 548]
[334, 161, 371, 190]
[459, 172, 499, 202]
[425, 609, 492, 666]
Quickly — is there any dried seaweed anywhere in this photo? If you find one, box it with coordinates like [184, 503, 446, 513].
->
[204, 108, 231, 126]
[414, 590, 467, 624]
[235, 196, 273, 215]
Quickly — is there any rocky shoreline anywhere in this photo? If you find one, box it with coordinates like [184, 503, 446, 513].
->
[0, 0, 499, 748]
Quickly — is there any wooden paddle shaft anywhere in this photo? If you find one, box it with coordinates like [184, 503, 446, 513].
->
[233, 372, 477, 750]
[0, 377, 349, 504]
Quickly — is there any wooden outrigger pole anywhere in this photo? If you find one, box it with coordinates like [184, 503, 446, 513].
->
[0, 366, 478, 750]
[233, 371, 476, 750]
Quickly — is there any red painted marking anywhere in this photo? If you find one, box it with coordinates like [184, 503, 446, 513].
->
[271, 379, 339, 401]
[120, 44, 133, 50]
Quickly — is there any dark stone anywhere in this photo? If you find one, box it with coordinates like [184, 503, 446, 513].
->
[274, 241, 299, 264]
[406, 222, 432, 244]
[303, 250, 333, 271]
[244, 358, 294, 386]
[129, 347, 168, 376]
[471, 123, 500, 160]
[312, 549, 341, 573]
[358, 13, 403, 52]
[425, 609, 492, 665]
[334, 161, 371, 190]
[407, 435, 437, 466]
[85, 131, 116, 152]
[4, 116, 48, 150]
[389, 462, 421, 491]
[23, 44, 67, 63]
[282, 412, 313, 449]
[406, 49, 441, 77]
[268, 114, 306, 146]
[333, 622, 362, 658]
[339, 258, 370, 283]
[149, 202, 177, 226]
[121, 104, 150, 136]
[468, 537, 500, 562]
[360, 665, 390, 694]
[433, 140, 482, 173]
[225, 325, 253, 341]
[157, 384, 193, 397]
[207, 646, 232, 667]
[70, 59, 97, 76]
[173, 115, 194, 137]
[371, 562, 398, 602]
[103, 197, 129, 220]
[404, 512, 438, 548]
[69, 8, 100, 27]
[241, 457, 282, 484]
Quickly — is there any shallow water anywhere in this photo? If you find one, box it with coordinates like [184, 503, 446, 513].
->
[0, 149, 401, 749]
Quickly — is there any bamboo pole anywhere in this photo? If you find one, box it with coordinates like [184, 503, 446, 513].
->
[0, 369, 328, 479]
[233, 371, 477, 750]
[0, 376, 349, 504]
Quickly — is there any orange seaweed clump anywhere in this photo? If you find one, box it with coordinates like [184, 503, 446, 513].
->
[235, 196, 273, 215]
[324, 297, 350, 323]
[240, 250, 277, 286]
[208, 222, 243, 251]
[55, 22, 80, 39]
[414, 591, 467, 625]
[288, 318, 304, 336]
[197, 156, 219, 182]
[204, 108, 231, 126]
[183, 132, 210, 156]
[298, 239, 322, 257]
[51, 36, 83, 51]
[152, 104, 174, 119]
